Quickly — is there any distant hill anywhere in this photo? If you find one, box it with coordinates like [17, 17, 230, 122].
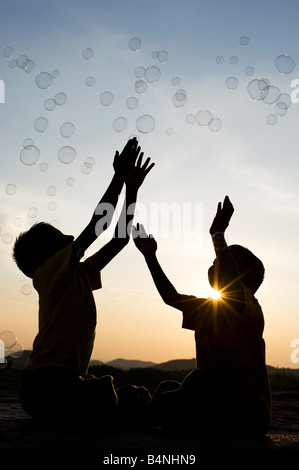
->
[154, 359, 196, 371]
[104, 358, 156, 370]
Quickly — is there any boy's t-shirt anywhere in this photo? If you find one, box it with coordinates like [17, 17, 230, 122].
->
[25, 243, 102, 375]
[178, 288, 271, 420]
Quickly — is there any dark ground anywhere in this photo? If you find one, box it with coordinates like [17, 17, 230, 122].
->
[0, 391, 298, 465]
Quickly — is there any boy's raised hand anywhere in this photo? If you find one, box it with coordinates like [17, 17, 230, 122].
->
[125, 153, 155, 190]
[113, 137, 141, 180]
[209, 196, 234, 235]
[132, 223, 157, 256]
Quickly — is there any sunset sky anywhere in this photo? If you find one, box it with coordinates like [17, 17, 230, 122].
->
[0, 0, 298, 368]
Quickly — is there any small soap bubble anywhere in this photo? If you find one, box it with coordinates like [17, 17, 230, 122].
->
[60, 122, 75, 138]
[8, 59, 17, 69]
[2, 233, 13, 244]
[185, 114, 195, 125]
[16, 55, 29, 68]
[54, 92, 67, 106]
[261, 85, 280, 105]
[44, 98, 56, 111]
[3, 46, 14, 58]
[172, 91, 187, 108]
[85, 76, 96, 87]
[85, 157, 95, 166]
[126, 97, 139, 110]
[128, 37, 142, 51]
[39, 162, 48, 172]
[58, 146, 76, 164]
[82, 48, 94, 60]
[274, 54, 295, 74]
[14, 218, 23, 227]
[21, 284, 32, 296]
[51, 70, 60, 79]
[229, 56, 238, 65]
[0, 331, 17, 350]
[81, 162, 93, 174]
[275, 102, 288, 116]
[27, 207, 38, 218]
[225, 77, 239, 89]
[209, 117, 222, 132]
[134, 80, 148, 94]
[166, 127, 174, 135]
[195, 110, 213, 126]
[239, 36, 249, 46]
[171, 76, 181, 86]
[23, 59, 35, 72]
[113, 117, 128, 132]
[48, 201, 57, 211]
[145, 66, 161, 83]
[47, 186, 57, 197]
[23, 138, 34, 147]
[216, 56, 224, 65]
[277, 93, 292, 108]
[175, 89, 187, 101]
[157, 50, 169, 63]
[134, 66, 145, 78]
[36, 72, 53, 89]
[136, 114, 156, 134]
[152, 51, 158, 59]
[266, 114, 277, 125]
[5, 184, 17, 195]
[66, 177, 75, 186]
[100, 91, 114, 106]
[34, 117, 49, 132]
[9, 343, 23, 359]
[245, 66, 255, 76]
[20, 145, 40, 166]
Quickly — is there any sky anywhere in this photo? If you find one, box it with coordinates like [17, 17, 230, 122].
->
[0, 0, 298, 368]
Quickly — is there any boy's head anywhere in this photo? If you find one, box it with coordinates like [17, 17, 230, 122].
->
[12, 222, 74, 278]
[208, 244, 265, 294]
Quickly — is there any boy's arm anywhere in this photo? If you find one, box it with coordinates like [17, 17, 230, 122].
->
[70, 138, 140, 267]
[209, 196, 245, 301]
[97, 155, 155, 270]
[133, 224, 188, 309]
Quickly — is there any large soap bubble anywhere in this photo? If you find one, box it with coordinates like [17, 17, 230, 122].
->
[209, 118, 222, 132]
[195, 110, 213, 126]
[157, 50, 169, 63]
[126, 97, 138, 110]
[44, 98, 56, 111]
[134, 66, 145, 78]
[247, 78, 269, 101]
[54, 92, 67, 106]
[225, 77, 239, 89]
[275, 102, 288, 116]
[145, 66, 161, 83]
[3, 46, 14, 58]
[60, 122, 75, 138]
[100, 91, 114, 106]
[20, 145, 40, 166]
[136, 114, 156, 134]
[260, 85, 280, 105]
[134, 80, 148, 94]
[34, 117, 49, 132]
[0, 331, 17, 349]
[23, 59, 35, 73]
[58, 146, 76, 164]
[113, 117, 128, 132]
[128, 37, 142, 51]
[274, 54, 295, 74]
[5, 184, 17, 195]
[36, 72, 53, 89]
[82, 48, 94, 60]
[239, 36, 249, 46]
[266, 114, 277, 126]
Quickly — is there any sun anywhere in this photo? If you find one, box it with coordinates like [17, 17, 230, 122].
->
[210, 289, 221, 300]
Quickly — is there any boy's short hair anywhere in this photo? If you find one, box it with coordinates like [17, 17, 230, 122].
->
[228, 244, 265, 294]
[12, 222, 55, 278]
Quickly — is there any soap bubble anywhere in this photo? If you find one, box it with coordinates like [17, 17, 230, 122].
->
[85, 76, 96, 87]
[247, 78, 269, 101]
[274, 54, 295, 74]
[277, 93, 292, 108]
[0, 331, 17, 350]
[60, 122, 75, 138]
[9, 343, 23, 359]
[225, 77, 239, 89]
[275, 102, 288, 116]
[134, 66, 145, 78]
[266, 114, 277, 125]
[136, 114, 156, 134]
[27, 207, 38, 218]
[23, 59, 35, 72]
[216, 56, 224, 65]
[48, 201, 57, 211]
[145, 66, 161, 83]
[21, 284, 32, 296]
[113, 117, 128, 132]
[23, 138, 34, 147]
[81, 162, 93, 174]
[134, 80, 148, 94]
[58, 146, 76, 164]
[36, 72, 53, 89]
[209, 118, 222, 132]
[66, 177, 75, 186]
[34, 117, 49, 132]
[239, 36, 249, 46]
[50, 220, 60, 229]
[39, 162, 48, 172]
[44, 98, 56, 111]
[126, 97, 138, 110]
[54, 92, 67, 106]
[3, 46, 14, 58]
[166, 127, 174, 135]
[16, 55, 29, 68]
[100, 91, 114, 106]
[20, 145, 40, 166]
[8, 59, 17, 69]
[51, 70, 60, 79]
[261, 85, 280, 105]
[157, 50, 169, 63]
[5, 184, 17, 195]
[2, 233, 13, 244]
[85, 157, 95, 166]
[172, 90, 187, 108]
[245, 66, 255, 76]
[14, 218, 23, 227]
[171, 76, 181, 86]
[128, 37, 142, 51]
[195, 110, 213, 126]
[82, 48, 94, 60]
[152, 51, 158, 59]
[185, 114, 195, 125]
[229, 56, 238, 65]
[47, 186, 57, 196]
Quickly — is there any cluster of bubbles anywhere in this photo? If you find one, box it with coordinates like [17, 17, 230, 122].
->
[3, 46, 35, 73]
[185, 110, 222, 132]
[0, 330, 23, 369]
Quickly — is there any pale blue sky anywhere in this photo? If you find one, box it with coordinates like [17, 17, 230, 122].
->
[0, 0, 298, 367]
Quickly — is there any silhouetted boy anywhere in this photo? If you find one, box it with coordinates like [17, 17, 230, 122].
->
[133, 196, 271, 436]
[13, 138, 154, 427]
